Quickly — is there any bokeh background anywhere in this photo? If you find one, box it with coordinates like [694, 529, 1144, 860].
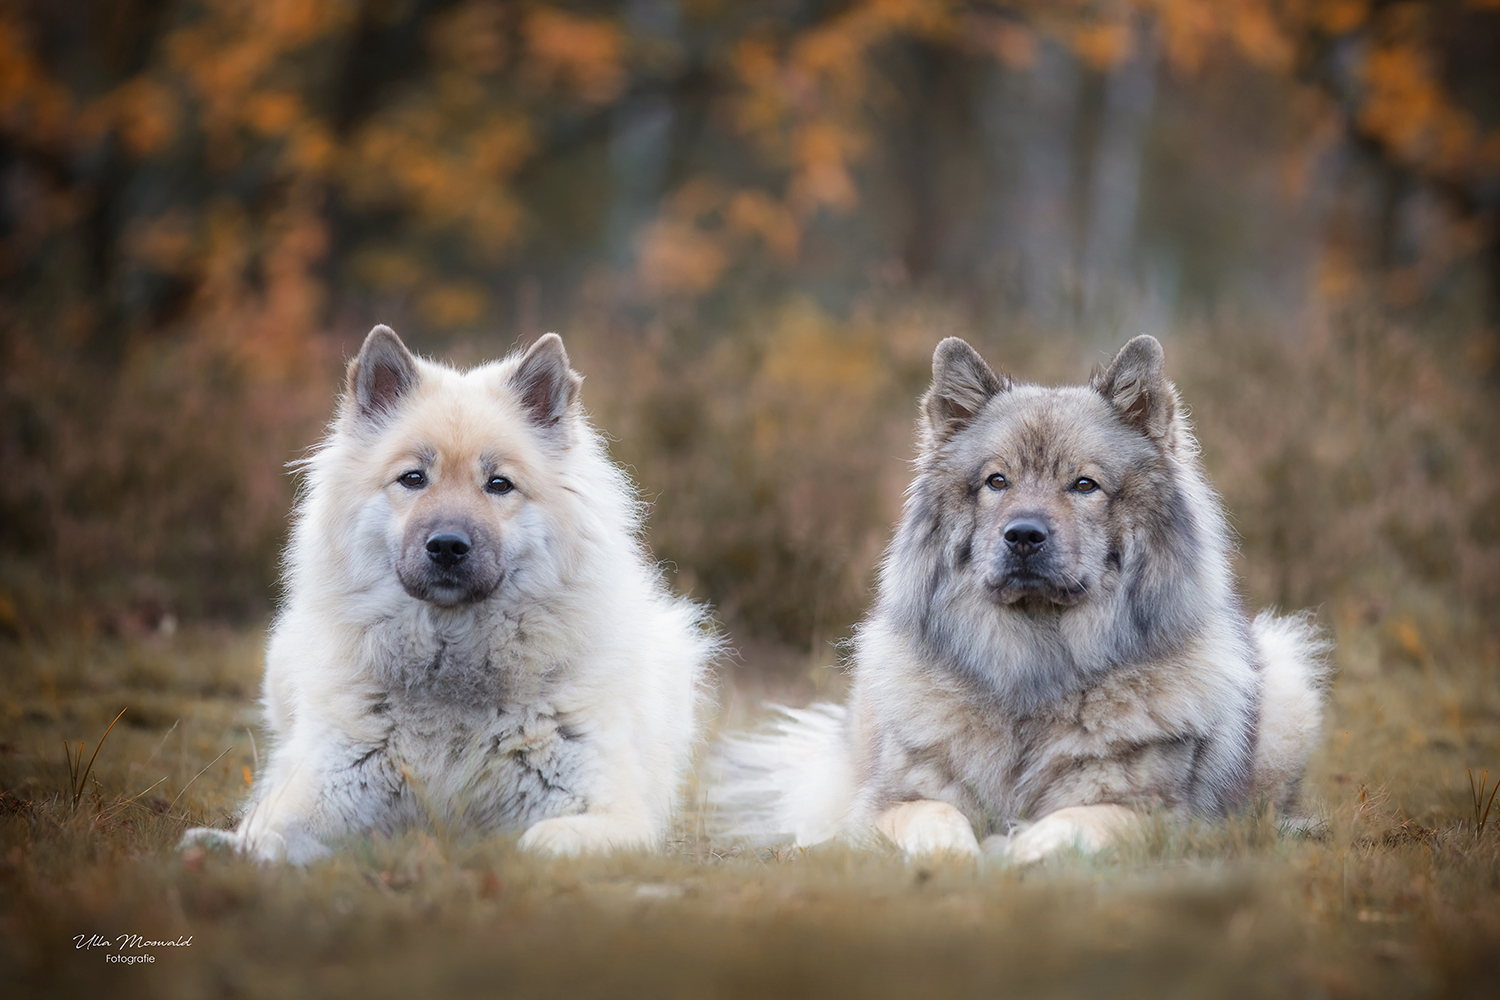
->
[1, 0, 1497, 680]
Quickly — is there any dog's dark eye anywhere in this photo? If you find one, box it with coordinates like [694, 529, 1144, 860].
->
[1073, 477, 1099, 493]
[486, 475, 514, 495]
[986, 473, 1008, 491]
[398, 470, 427, 489]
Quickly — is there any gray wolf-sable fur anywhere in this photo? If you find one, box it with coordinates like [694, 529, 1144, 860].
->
[183, 326, 715, 862]
[716, 335, 1329, 861]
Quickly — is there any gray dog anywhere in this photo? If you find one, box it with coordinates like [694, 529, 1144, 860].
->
[717, 335, 1329, 861]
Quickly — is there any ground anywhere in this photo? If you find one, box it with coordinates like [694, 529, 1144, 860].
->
[1, 621, 1498, 999]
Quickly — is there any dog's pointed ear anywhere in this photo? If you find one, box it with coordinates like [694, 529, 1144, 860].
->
[923, 337, 1009, 443]
[347, 325, 419, 422]
[510, 333, 581, 433]
[1093, 335, 1174, 439]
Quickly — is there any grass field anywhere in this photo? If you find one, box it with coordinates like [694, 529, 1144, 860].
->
[2, 615, 1498, 1000]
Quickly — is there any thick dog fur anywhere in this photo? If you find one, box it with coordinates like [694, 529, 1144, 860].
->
[715, 336, 1330, 862]
[183, 327, 715, 862]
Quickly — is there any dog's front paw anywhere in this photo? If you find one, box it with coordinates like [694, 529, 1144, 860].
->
[876, 800, 981, 859]
[180, 826, 246, 854]
[179, 824, 327, 865]
[998, 805, 1136, 865]
[179, 824, 288, 862]
[518, 814, 652, 857]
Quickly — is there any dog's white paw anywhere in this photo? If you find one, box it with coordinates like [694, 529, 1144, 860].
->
[996, 805, 1136, 865]
[518, 814, 651, 856]
[179, 824, 289, 862]
[179, 824, 328, 865]
[876, 800, 981, 858]
[180, 826, 246, 854]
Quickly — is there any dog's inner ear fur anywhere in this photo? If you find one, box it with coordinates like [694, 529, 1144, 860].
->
[351, 325, 419, 421]
[510, 333, 581, 433]
[924, 337, 1009, 441]
[1094, 335, 1173, 439]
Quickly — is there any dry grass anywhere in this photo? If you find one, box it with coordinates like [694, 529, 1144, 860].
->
[2, 615, 1498, 1000]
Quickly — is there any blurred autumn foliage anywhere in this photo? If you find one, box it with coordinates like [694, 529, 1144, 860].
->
[1, 0, 1497, 648]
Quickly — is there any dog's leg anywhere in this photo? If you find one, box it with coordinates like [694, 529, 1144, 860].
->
[233, 767, 334, 864]
[180, 760, 332, 864]
[515, 745, 658, 856]
[516, 689, 688, 857]
[992, 804, 1137, 864]
[520, 761, 662, 856]
[180, 724, 404, 864]
[875, 800, 981, 858]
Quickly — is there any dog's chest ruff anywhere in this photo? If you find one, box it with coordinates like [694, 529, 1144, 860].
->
[346, 618, 593, 831]
[860, 628, 1255, 830]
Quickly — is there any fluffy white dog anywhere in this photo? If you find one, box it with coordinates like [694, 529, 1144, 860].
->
[184, 326, 715, 862]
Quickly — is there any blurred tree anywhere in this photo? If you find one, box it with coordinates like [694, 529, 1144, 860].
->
[0, 0, 1495, 636]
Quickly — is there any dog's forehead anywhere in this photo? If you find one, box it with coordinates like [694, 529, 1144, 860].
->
[374, 369, 546, 470]
[954, 385, 1144, 473]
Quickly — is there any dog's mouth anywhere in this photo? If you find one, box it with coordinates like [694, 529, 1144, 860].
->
[396, 567, 504, 607]
[986, 572, 1088, 608]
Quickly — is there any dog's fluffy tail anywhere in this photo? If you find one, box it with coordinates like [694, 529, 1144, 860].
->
[711, 703, 854, 847]
[1251, 611, 1334, 811]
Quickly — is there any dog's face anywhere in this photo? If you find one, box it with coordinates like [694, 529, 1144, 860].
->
[959, 396, 1136, 608]
[386, 440, 510, 607]
[337, 327, 581, 608]
[918, 336, 1178, 613]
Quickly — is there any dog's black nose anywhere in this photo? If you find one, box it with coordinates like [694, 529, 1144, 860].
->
[425, 531, 472, 568]
[1003, 519, 1048, 557]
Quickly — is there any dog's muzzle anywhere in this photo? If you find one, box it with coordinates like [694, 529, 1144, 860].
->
[986, 515, 1086, 606]
[397, 524, 503, 606]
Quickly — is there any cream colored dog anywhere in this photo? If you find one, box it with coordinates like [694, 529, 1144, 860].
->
[184, 326, 714, 862]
